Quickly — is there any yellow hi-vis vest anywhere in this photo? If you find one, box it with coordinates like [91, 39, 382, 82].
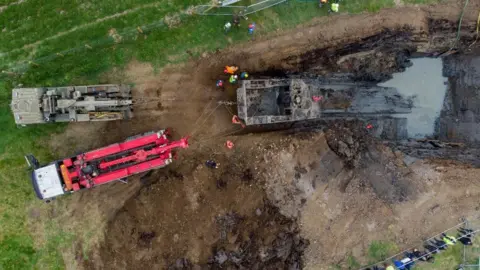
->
[331, 3, 339, 12]
[443, 235, 456, 245]
[386, 266, 395, 270]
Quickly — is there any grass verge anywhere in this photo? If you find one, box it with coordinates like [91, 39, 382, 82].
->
[0, 81, 66, 269]
[416, 235, 480, 270]
[414, 244, 463, 270]
[361, 236, 480, 270]
[368, 240, 399, 263]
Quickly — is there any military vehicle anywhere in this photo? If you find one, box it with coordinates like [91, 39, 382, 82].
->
[11, 84, 133, 125]
[236, 79, 413, 125]
[236, 78, 414, 140]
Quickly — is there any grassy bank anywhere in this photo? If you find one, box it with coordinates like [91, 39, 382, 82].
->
[0, 81, 65, 269]
[0, 0, 440, 268]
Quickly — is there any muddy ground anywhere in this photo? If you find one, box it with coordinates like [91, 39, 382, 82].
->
[33, 0, 480, 269]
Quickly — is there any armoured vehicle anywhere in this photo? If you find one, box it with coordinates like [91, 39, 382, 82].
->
[236, 79, 414, 140]
[236, 79, 413, 125]
[11, 84, 133, 125]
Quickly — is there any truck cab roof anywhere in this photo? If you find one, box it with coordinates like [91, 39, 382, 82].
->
[31, 163, 65, 200]
[11, 88, 45, 125]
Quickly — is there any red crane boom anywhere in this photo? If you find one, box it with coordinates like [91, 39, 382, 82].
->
[29, 130, 188, 201]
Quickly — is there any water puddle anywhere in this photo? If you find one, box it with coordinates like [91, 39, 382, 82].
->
[379, 58, 448, 138]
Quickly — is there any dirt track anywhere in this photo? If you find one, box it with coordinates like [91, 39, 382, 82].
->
[37, 1, 480, 269]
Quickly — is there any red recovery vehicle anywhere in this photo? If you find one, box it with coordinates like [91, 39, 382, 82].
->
[26, 130, 188, 201]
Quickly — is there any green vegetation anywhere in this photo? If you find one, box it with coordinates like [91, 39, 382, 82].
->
[0, 81, 66, 269]
[414, 244, 463, 270]
[0, 235, 36, 270]
[368, 240, 399, 263]
[0, 0, 402, 79]
[347, 254, 361, 269]
[0, 0, 209, 52]
[0, 0, 441, 268]
[0, 0, 20, 5]
[363, 236, 480, 270]
[345, 0, 394, 13]
[415, 236, 480, 270]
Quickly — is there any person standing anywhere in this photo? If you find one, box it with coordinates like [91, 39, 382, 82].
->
[330, 1, 339, 13]
[442, 233, 457, 246]
[385, 263, 395, 270]
[424, 243, 441, 254]
[458, 235, 473, 245]
[233, 14, 240, 27]
[224, 21, 232, 33]
[205, 160, 219, 169]
[248, 22, 256, 35]
[431, 238, 448, 250]
[240, 71, 249, 79]
[229, 74, 238, 84]
[224, 65, 238, 74]
[459, 227, 475, 238]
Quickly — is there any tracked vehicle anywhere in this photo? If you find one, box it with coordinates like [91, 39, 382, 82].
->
[236, 79, 413, 125]
[27, 130, 188, 201]
[236, 79, 415, 140]
[11, 84, 133, 125]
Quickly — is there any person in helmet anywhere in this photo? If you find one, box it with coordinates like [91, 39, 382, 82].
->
[411, 248, 435, 263]
[385, 263, 395, 270]
[224, 21, 232, 33]
[248, 22, 256, 35]
[240, 71, 249, 79]
[229, 74, 239, 84]
[224, 65, 238, 74]
[329, 1, 339, 13]
[442, 233, 457, 246]
[205, 160, 219, 169]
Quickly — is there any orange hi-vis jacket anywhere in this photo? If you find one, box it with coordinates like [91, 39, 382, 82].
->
[224, 66, 238, 74]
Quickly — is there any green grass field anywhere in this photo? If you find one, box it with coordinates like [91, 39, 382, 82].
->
[0, 0, 443, 268]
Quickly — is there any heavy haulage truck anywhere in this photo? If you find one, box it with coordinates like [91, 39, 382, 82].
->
[11, 84, 133, 125]
[27, 130, 188, 201]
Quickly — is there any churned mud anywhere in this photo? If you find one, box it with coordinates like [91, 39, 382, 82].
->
[35, 0, 480, 269]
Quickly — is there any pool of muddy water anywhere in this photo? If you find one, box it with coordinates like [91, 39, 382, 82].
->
[380, 58, 448, 139]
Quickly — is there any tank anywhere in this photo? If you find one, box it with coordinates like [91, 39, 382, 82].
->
[11, 84, 133, 125]
[236, 79, 413, 125]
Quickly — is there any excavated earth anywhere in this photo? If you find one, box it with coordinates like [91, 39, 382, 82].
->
[33, 1, 480, 269]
